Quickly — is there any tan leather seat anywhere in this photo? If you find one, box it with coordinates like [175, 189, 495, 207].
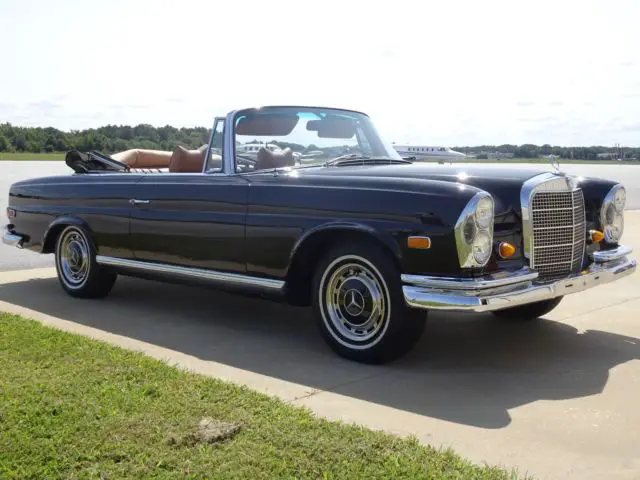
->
[168, 145, 208, 173]
[255, 147, 295, 170]
[111, 149, 173, 169]
[112, 144, 213, 173]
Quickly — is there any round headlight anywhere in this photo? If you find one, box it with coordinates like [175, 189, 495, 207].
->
[601, 184, 626, 243]
[475, 196, 494, 229]
[604, 212, 624, 243]
[605, 203, 616, 224]
[463, 216, 476, 244]
[613, 186, 626, 212]
[472, 230, 492, 264]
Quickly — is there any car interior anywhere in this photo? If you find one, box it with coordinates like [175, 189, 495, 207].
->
[106, 111, 357, 174]
[111, 144, 296, 174]
[110, 145, 211, 173]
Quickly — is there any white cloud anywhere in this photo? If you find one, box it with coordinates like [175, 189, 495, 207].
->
[0, 0, 638, 146]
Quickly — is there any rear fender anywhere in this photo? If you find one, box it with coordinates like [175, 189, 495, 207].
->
[42, 216, 93, 253]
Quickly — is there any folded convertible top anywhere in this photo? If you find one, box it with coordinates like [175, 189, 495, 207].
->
[65, 150, 130, 174]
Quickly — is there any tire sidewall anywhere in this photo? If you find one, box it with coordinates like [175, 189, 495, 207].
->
[55, 225, 95, 292]
[317, 253, 393, 351]
[312, 242, 425, 363]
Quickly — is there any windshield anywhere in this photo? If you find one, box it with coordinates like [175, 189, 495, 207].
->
[231, 106, 402, 172]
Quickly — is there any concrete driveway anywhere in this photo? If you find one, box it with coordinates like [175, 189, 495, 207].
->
[1, 222, 639, 478]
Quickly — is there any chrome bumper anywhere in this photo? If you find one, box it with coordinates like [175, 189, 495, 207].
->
[402, 245, 636, 312]
[2, 225, 25, 248]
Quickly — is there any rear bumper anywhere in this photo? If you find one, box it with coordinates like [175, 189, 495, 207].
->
[2, 225, 25, 248]
[402, 245, 636, 312]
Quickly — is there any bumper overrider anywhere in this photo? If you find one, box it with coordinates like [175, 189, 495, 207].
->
[2, 225, 25, 248]
[402, 245, 636, 312]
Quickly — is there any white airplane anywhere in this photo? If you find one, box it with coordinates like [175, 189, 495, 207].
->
[392, 143, 467, 161]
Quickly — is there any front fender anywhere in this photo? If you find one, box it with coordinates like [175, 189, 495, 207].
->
[578, 176, 620, 227]
[290, 221, 403, 266]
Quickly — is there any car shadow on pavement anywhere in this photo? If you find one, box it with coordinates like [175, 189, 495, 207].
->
[1, 274, 638, 430]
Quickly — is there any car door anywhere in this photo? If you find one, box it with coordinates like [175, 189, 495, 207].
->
[128, 173, 250, 273]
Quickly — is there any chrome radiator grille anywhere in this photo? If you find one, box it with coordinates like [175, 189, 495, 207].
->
[530, 189, 586, 279]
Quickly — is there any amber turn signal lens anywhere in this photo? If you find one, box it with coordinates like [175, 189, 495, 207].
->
[589, 229, 604, 243]
[407, 236, 431, 250]
[498, 242, 516, 258]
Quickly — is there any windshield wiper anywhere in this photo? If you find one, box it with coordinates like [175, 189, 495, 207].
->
[324, 154, 413, 166]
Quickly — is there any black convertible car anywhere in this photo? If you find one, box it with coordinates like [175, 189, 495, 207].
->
[3, 105, 636, 364]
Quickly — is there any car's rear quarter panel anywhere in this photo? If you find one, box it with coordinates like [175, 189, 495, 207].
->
[8, 174, 143, 258]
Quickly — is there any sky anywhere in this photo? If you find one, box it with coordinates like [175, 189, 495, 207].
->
[0, 0, 638, 147]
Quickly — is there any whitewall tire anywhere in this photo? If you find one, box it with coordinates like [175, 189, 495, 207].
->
[312, 241, 426, 364]
[54, 225, 117, 298]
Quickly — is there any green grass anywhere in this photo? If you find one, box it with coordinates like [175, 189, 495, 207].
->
[0, 312, 524, 479]
[0, 152, 65, 160]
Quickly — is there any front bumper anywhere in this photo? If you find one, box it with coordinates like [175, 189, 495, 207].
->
[2, 225, 25, 248]
[402, 245, 636, 312]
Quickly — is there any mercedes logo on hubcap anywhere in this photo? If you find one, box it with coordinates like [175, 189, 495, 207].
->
[344, 289, 365, 317]
[69, 249, 80, 267]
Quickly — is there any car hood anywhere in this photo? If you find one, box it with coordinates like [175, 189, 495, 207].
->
[297, 162, 552, 216]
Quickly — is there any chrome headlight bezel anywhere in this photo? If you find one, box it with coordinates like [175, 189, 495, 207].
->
[455, 192, 495, 268]
[600, 184, 626, 244]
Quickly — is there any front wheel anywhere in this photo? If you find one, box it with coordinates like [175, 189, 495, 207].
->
[491, 296, 563, 321]
[312, 241, 427, 364]
[54, 225, 117, 298]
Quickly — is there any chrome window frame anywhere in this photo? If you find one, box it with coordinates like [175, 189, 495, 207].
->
[201, 105, 380, 177]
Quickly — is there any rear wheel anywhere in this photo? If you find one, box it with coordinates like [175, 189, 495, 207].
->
[491, 297, 563, 321]
[54, 225, 117, 298]
[312, 241, 427, 364]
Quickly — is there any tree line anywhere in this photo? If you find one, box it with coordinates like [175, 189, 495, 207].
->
[0, 122, 637, 159]
[0, 122, 210, 154]
[452, 144, 639, 160]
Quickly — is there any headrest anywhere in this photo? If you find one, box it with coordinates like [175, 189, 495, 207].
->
[169, 145, 207, 173]
[255, 147, 295, 170]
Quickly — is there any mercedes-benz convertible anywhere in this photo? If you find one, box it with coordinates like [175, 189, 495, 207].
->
[3, 105, 636, 364]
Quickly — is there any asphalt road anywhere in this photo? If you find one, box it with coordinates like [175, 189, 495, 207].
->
[2, 160, 640, 271]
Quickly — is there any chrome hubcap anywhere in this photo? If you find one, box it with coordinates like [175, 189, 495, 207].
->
[59, 230, 89, 286]
[324, 261, 387, 343]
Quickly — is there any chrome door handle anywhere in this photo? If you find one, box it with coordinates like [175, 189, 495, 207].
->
[129, 199, 151, 205]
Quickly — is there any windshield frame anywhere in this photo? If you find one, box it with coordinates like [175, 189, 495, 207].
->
[203, 105, 403, 175]
[224, 106, 401, 174]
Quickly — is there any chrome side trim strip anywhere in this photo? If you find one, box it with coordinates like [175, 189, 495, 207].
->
[590, 244, 633, 263]
[401, 267, 538, 291]
[403, 254, 636, 312]
[95, 256, 285, 291]
[2, 226, 25, 248]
